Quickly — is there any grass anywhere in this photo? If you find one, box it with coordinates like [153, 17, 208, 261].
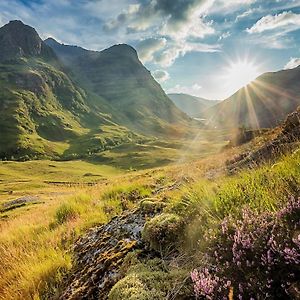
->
[0, 129, 297, 299]
[0, 175, 155, 300]
[0, 160, 123, 204]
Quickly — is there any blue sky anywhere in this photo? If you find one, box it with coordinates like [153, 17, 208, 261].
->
[1, 0, 300, 99]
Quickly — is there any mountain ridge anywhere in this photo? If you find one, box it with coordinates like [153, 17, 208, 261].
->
[205, 65, 300, 128]
[0, 20, 190, 159]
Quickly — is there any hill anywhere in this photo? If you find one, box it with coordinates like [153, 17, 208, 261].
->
[45, 38, 191, 135]
[0, 20, 191, 160]
[206, 66, 300, 128]
[167, 93, 220, 118]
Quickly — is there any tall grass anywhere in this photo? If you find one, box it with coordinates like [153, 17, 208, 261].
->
[170, 150, 300, 250]
[0, 177, 152, 300]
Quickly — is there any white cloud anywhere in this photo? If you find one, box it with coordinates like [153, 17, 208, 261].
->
[152, 70, 170, 82]
[247, 11, 300, 34]
[218, 31, 231, 40]
[167, 83, 203, 97]
[284, 57, 300, 69]
[209, 0, 256, 14]
[136, 38, 167, 63]
[154, 41, 221, 67]
[235, 8, 256, 22]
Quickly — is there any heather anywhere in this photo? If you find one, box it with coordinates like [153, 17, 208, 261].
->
[191, 195, 300, 299]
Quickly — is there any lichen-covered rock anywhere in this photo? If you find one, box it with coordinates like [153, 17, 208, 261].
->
[59, 208, 161, 300]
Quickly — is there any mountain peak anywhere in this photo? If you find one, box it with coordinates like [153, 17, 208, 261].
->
[102, 44, 138, 59]
[0, 20, 54, 61]
[44, 37, 59, 45]
[8, 20, 25, 26]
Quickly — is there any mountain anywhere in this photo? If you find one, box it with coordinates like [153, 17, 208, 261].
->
[167, 93, 220, 118]
[0, 20, 55, 62]
[206, 67, 300, 128]
[0, 21, 190, 160]
[45, 38, 190, 135]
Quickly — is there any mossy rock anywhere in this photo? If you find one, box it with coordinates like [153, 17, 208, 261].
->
[139, 198, 166, 214]
[142, 213, 184, 252]
[108, 269, 191, 300]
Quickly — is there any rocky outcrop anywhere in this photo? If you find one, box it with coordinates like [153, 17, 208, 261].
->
[227, 107, 300, 172]
[59, 203, 163, 300]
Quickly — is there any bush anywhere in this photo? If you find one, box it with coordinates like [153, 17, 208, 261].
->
[191, 196, 300, 299]
[54, 203, 80, 225]
[142, 213, 184, 253]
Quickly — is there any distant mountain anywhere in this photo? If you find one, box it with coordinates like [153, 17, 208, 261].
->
[0, 20, 190, 159]
[45, 38, 190, 135]
[206, 67, 300, 128]
[168, 93, 220, 118]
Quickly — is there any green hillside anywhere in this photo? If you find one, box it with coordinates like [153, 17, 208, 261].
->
[45, 38, 191, 135]
[0, 21, 192, 160]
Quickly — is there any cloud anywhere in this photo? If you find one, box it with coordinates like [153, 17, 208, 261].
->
[284, 57, 300, 69]
[167, 83, 203, 97]
[235, 8, 256, 22]
[154, 41, 221, 67]
[152, 70, 170, 82]
[245, 11, 300, 49]
[136, 38, 167, 63]
[218, 31, 231, 40]
[105, 0, 216, 40]
[246, 11, 300, 34]
[209, 0, 256, 14]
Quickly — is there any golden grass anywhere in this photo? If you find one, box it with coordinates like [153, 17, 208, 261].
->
[0, 173, 156, 299]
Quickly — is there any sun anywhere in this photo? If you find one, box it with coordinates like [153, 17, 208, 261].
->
[223, 59, 260, 94]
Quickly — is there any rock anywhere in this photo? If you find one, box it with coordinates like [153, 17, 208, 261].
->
[59, 207, 162, 300]
[1, 195, 40, 212]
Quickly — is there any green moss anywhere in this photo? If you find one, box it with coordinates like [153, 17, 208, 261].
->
[142, 213, 184, 252]
[109, 258, 191, 300]
[139, 199, 166, 214]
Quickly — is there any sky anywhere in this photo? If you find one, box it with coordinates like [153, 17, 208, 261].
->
[1, 0, 300, 99]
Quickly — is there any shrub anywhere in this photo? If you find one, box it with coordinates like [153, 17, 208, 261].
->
[191, 196, 300, 299]
[142, 213, 184, 253]
[54, 203, 80, 225]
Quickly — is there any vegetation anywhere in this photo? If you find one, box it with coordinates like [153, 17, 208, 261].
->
[0, 143, 298, 299]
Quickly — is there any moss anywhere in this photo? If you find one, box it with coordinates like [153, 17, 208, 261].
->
[109, 259, 191, 300]
[142, 213, 184, 252]
[139, 198, 166, 214]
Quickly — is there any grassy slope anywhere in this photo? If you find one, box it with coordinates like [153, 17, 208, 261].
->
[45, 41, 192, 136]
[0, 58, 148, 160]
[0, 128, 298, 299]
